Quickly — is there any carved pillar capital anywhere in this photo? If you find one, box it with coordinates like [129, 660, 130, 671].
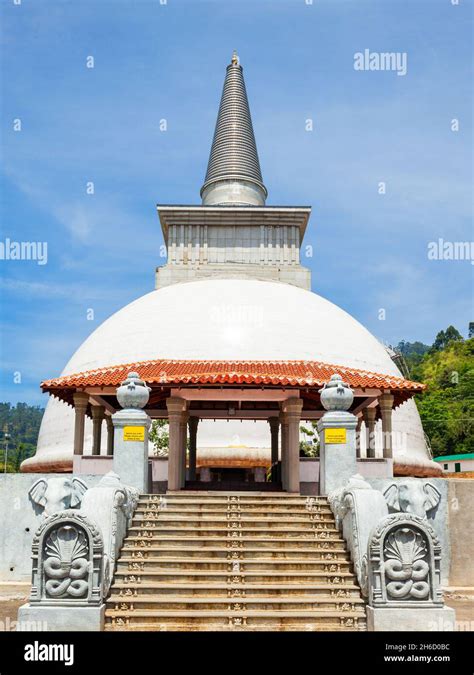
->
[363, 406, 377, 424]
[268, 416, 280, 432]
[379, 393, 395, 414]
[91, 404, 105, 420]
[73, 391, 89, 411]
[281, 397, 303, 417]
[188, 416, 199, 433]
[166, 396, 189, 419]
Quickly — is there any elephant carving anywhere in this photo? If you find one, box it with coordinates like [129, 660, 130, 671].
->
[29, 477, 88, 517]
[383, 479, 441, 519]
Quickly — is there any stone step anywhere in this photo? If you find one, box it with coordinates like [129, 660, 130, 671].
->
[121, 545, 350, 560]
[105, 621, 365, 632]
[134, 508, 334, 519]
[116, 557, 352, 572]
[106, 595, 365, 612]
[110, 582, 362, 598]
[113, 569, 357, 583]
[131, 518, 334, 530]
[122, 535, 345, 549]
[151, 490, 326, 496]
[125, 528, 344, 549]
[104, 609, 366, 631]
[105, 492, 364, 632]
[137, 501, 331, 510]
[140, 495, 327, 505]
[128, 526, 340, 537]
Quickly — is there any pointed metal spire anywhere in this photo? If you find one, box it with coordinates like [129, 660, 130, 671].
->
[200, 52, 267, 206]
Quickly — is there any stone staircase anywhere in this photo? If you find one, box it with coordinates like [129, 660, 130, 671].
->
[104, 492, 367, 631]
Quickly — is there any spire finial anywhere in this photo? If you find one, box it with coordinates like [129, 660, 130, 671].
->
[201, 54, 267, 206]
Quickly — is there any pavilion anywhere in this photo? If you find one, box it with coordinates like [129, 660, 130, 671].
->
[40, 358, 425, 491]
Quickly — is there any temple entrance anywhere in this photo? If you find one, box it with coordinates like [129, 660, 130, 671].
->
[47, 359, 407, 495]
[186, 466, 282, 491]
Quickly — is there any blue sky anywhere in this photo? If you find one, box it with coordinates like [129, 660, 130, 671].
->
[1, 0, 472, 405]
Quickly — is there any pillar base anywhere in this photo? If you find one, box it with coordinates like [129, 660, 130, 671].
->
[366, 605, 456, 632]
[318, 410, 358, 496]
[112, 409, 151, 493]
[18, 603, 105, 632]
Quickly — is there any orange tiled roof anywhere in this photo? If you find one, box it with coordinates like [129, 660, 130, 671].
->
[41, 359, 425, 392]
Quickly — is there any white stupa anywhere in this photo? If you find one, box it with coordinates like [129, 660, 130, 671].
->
[22, 53, 440, 478]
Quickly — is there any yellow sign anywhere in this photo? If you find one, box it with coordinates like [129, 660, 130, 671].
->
[123, 426, 145, 442]
[325, 428, 347, 444]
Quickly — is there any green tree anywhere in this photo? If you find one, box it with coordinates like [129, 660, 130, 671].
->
[431, 325, 463, 353]
[0, 403, 43, 472]
[300, 422, 320, 457]
[149, 419, 170, 456]
[412, 335, 473, 457]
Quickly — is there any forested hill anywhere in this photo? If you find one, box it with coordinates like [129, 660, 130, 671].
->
[0, 402, 44, 471]
[396, 326, 474, 457]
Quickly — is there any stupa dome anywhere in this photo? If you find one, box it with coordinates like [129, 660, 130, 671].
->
[22, 278, 439, 476]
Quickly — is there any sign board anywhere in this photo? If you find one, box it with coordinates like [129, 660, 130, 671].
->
[324, 428, 347, 444]
[123, 426, 145, 442]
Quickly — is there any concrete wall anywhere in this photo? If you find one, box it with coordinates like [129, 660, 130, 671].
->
[0, 474, 101, 582]
[73, 456, 113, 474]
[447, 479, 474, 587]
[155, 263, 311, 291]
[299, 458, 392, 486]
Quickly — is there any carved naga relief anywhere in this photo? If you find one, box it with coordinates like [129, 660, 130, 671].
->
[367, 513, 444, 608]
[383, 527, 430, 601]
[29, 511, 103, 607]
[43, 524, 90, 598]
